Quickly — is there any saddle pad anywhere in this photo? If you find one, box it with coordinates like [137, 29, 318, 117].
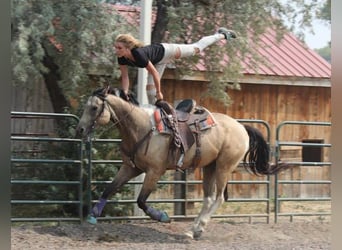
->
[154, 108, 171, 134]
[188, 113, 216, 131]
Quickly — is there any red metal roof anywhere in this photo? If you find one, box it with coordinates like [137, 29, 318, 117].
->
[245, 28, 331, 78]
[112, 4, 331, 79]
[111, 4, 156, 30]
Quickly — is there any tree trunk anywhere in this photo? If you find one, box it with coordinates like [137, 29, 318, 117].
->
[42, 52, 70, 114]
[42, 46, 72, 138]
[151, 0, 169, 43]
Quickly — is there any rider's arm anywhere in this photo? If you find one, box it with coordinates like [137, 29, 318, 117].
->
[145, 61, 164, 100]
[119, 64, 130, 94]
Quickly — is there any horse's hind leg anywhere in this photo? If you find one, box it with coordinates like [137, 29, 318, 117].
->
[191, 158, 241, 239]
[188, 163, 217, 239]
[87, 164, 143, 224]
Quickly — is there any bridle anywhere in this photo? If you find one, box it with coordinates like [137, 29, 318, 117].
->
[90, 93, 135, 132]
[89, 90, 153, 168]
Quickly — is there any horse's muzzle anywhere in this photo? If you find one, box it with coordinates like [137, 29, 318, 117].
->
[75, 126, 83, 139]
[75, 124, 93, 139]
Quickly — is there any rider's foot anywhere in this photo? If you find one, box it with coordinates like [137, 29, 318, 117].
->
[217, 27, 237, 40]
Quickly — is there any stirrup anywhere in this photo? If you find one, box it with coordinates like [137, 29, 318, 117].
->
[176, 153, 185, 173]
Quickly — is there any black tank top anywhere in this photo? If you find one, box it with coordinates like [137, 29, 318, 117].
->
[118, 43, 165, 68]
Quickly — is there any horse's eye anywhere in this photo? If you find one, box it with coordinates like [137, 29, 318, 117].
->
[92, 106, 98, 112]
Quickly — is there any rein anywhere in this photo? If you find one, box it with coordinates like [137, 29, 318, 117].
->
[94, 93, 154, 168]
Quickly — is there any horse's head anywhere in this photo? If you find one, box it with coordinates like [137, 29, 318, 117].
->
[76, 86, 140, 138]
[76, 86, 114, 138]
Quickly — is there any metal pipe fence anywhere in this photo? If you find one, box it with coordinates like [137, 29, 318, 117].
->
[10, 112, 332, 224]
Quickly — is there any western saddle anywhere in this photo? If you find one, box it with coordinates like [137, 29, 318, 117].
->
[155, 99, 216, 171]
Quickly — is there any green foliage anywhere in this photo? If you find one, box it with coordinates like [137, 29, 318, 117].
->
[316, 0, 331, 23]
[11, 0, 129, 109]
[315, 44, 331, 63]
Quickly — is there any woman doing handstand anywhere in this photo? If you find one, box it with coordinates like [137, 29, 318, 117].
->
[114, 27, 236, 104]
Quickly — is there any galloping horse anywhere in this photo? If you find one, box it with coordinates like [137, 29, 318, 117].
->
[76, 86, 287, 239]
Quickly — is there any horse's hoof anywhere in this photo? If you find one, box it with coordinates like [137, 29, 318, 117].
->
[160, 211, 171, 223]
[86, 215, 97, 225]
[193, 230, 203, 240]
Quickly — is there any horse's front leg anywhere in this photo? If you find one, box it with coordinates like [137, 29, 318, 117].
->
[137, 171, 171, 223]
[87, 164, 143, 224]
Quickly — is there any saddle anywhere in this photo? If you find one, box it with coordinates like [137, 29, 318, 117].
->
[154, 99, 216, 170]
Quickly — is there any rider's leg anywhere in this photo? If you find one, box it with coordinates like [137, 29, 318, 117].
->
[160, 27, 236, 60]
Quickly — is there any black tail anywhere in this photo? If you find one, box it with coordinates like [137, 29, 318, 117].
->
[243, 125, 289, 175]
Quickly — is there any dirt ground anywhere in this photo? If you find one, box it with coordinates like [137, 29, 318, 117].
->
[11, 217, 330, 250]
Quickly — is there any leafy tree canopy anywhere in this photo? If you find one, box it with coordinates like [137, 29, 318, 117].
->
[317, 0, 330, 23]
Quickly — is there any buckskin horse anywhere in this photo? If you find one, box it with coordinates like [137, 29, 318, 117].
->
[76, 86, 287, 239]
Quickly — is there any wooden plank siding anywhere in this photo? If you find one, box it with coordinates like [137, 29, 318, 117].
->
[162, 71, 331, 199]
[11, 80, 55, 136]
[11, 80, 56, 157]
[162, 74, 331, 147]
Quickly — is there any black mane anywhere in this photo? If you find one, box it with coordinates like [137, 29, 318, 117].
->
[92, 86, 139, 106]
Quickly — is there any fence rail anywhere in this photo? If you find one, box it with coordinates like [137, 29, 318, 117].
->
[11, 112, 331, 223]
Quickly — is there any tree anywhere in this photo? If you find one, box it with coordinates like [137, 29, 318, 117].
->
[315, 45, 331, 63]
[12, 0, 130, 114]
[12, 0, 322, 109]
[311, 0, 330, 62]
[317, 0, 331, 23]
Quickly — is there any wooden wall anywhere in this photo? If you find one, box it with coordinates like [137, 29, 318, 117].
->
[162, 77, 331, 148]
[162, 74, 331, 199]
[11, 80, 55, 134]
[11, 81, 56, 156]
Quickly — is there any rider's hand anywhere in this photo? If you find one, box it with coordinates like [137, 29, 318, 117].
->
[156, 91, 163, 101]
[121, 91, 130, 101]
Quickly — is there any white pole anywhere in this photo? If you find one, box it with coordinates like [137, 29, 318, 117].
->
[137, 0, 152, 105]
[134, 0, 152, 216]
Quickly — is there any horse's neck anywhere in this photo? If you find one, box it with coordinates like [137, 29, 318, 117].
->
[107, 95, 151, 142]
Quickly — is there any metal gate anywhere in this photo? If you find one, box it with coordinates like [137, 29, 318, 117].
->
[274, 121, 332, 222]
[11, 112, 83, 222]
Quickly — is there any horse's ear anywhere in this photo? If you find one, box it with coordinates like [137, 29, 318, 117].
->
[102, 85, 111, 96]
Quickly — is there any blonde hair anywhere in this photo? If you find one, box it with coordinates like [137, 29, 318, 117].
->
[115, 34, 144, 49]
